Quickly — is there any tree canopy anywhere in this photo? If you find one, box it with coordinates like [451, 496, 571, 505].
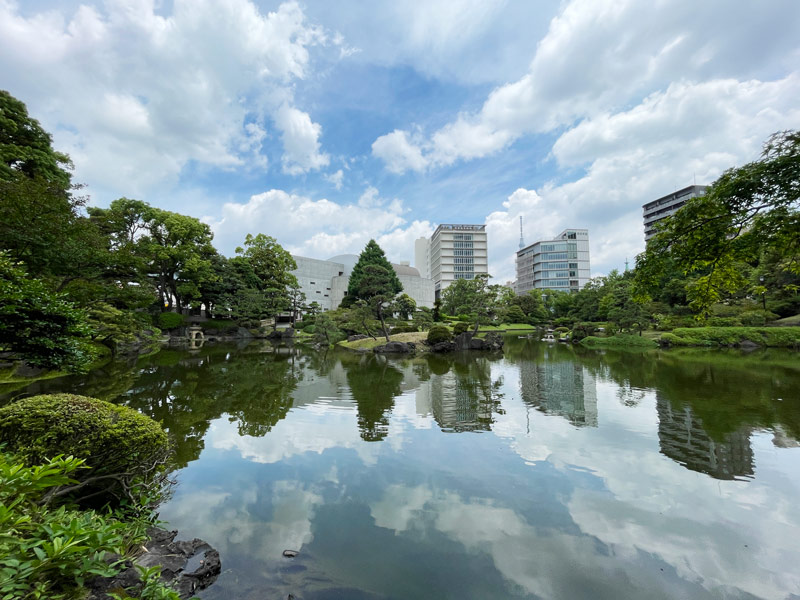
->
[347, 240, 403, 341]
[635, 130, 800, 315]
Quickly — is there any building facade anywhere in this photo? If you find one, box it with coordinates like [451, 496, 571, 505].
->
[421, 224, 488, 298]
[643, 185, 708, 241]
[291, 254, 435, 311]
[515, 229, 590, 294]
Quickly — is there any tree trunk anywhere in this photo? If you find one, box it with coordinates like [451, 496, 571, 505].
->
[378, 305, 390, 342]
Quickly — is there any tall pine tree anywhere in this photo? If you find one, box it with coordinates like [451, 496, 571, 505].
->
[347, 240, 403, 341]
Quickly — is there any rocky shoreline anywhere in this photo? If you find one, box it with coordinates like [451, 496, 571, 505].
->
[87, 527, 221, 599]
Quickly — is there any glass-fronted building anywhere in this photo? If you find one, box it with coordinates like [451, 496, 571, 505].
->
[515, 229, 590, 294]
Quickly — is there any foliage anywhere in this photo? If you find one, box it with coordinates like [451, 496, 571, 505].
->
[580, 334, 658, 349]
[0, 451, 181, 600]
[394, 293, 416, 320]
[453, 322, 470, 336]
[346, 240, 402, 302]
[440, 274, 500, 334]
[0, 394, 170, 504]
[661, 327, 800, 348]
[347, 241, 403, 341]
[235, 234, 297, 328]
[636, 130, 800, 315]
[0, 452, 132, 600]
[412, 306, 434, 331]
[156, 312, 184, 330]
[427, 325, 453, 345]
[0, 254, 95, 372]
[311, 313, 344, 347]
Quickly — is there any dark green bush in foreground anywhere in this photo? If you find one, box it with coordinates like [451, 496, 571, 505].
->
[0, 451, 180, 600]
[427, 325, 453, 345]
[0, 394, 170, 503]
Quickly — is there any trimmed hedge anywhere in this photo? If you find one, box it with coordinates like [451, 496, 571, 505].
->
[427, 325, 453, 345]
[581, 334, 658, 349]
[662, 327, 800, 348]
[0, 394, 169, 498]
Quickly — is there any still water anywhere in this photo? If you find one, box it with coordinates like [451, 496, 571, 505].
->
[4, 338, 800, 599]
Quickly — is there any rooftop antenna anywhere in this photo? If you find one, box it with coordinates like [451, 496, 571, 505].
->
[519, 215, 525, 249]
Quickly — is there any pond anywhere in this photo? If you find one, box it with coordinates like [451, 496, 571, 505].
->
[3, 338, 800, 599]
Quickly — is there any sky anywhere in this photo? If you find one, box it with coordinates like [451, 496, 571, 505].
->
[2, 0, 800, 282]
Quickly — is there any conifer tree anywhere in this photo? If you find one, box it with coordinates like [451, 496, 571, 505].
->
[347, 240, 403, 341]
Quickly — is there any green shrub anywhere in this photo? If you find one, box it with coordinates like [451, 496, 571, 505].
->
[663, 327, 800, 347]
[581, 334, 658, 349]
[456, 313, 472, 322]
[453, 322, 470, 336]
[156, 312, 184, 330]
[303, 324, 316, 334]
[0, 394, 170, 503]
[0, 451, 180, 600]
[427, 325, 453, 345]
[391, 324, 417, 334]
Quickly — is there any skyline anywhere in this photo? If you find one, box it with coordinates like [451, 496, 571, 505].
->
[2, 0, 799, 282]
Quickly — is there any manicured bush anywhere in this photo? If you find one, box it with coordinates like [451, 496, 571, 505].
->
[456, 313, 472, 322]
[662, 327, 800, 347]
[303, 324, 316, 334]
[0, 394, 170, 502]
[427, 325, 453, 345]
[453, 322, 470, 336]
[391, 324, 417, 334]
[157, 311, 184, 330]
[581, 334, 658, 349]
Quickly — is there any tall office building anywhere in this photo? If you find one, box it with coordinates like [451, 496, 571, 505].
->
[643, 184, 708, 241]
[515, 228, 590, 294]
[423, 224, 488, 298]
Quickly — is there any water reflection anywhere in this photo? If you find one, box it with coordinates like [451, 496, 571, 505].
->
[656, 394, 754, 480]
[3, 339, 800, 599]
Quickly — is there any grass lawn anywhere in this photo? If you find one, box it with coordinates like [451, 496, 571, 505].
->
[772, 314, 800, 326]
[338, 331, 428, 350]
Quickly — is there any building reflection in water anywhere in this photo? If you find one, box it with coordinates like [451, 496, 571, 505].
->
[416, 356, 504, 433]
[656, 394, 754, 480]
[518, 357, 598, 427]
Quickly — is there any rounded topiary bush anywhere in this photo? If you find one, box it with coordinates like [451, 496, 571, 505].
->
[427, 325, 453, 345]
[453, 322, 470, 336]
[0, 394, 170, 499]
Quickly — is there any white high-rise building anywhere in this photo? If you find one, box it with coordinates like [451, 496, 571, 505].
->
[417, 224, 488, 299]
[414, 237, 430, 279]
[516, 229, 590, 294]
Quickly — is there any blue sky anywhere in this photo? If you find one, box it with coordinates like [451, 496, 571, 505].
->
[2, 0, 800, 282]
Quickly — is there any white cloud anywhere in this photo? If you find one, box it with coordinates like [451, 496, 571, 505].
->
[0, 0, 335, 197]
[208, 187, 431, 263]
[274, 103, 330, 175]
[371, 130, 427, 174]
[325, 168, 344, 190]
[371, 0, 800, 179]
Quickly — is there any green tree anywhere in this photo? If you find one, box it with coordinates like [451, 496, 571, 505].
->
[394, 293, 416, 320]
[347, 240, 403, 341]
[440, 274, 499, 334]
[636, 130, 800, 315]
[347, 239, 402, 302]
[0, 253, 94, 372]
[236, 233, 298, 329]
[1, 90, 72, 188]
